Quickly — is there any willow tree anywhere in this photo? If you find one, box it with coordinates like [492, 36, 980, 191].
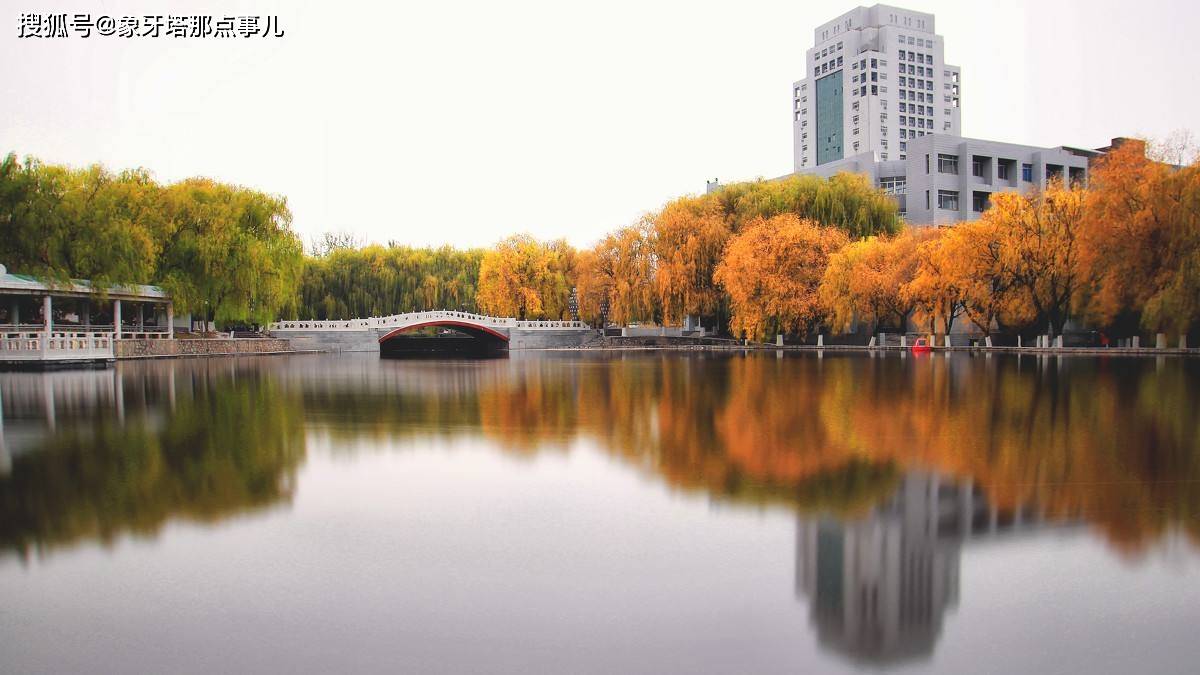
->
[476, 234, 576, 320]
[986, 182, 1086, 336]
[0, 153, 161, 287]
[819, 228, 931, 334]
[1079, 141, 1200, 336]
[713, 172, 901, 237]
[653, 195, 731, 325]
[575, 219, 658, 326]
[295, 244, 485, 320]
[714, 214, 848, 341]
[156, 179, 303, 327]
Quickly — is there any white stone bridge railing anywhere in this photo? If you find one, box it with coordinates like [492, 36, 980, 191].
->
[0, 330, 115, 361]
[269, 310, 591, 332]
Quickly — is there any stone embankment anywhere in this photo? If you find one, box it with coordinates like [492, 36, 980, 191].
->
[115, 338, 297, 359]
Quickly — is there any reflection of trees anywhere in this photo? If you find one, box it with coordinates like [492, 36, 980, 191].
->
[0, 363, 305, 558]
[3, 352, 1196, 557]
[479, 354, 1198, 554]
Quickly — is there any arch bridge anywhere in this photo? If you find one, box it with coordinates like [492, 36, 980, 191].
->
[269, 311, 595, 353]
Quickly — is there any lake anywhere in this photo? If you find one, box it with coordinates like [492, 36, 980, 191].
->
[1, 351, 1198, 674]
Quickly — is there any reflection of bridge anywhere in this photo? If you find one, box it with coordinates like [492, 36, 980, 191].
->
[269, 311, 597, 352]
[795, 471, 1081, 667]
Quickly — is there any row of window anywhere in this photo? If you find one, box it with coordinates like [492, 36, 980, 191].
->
[813, 56, 844, 76]
[924, 190, 991, 213]
[817, 41, 844, 59]
[897, 48, 931, 63]
[932, 153, 1039, 182]
[897, 34, 934, 48]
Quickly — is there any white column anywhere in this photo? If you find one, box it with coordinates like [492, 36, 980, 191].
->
[113, 299, 122, 339]
[167, 303, 174, 339]
[41, 295, 52, 354]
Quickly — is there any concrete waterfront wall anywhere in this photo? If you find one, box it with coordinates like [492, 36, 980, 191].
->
[274, 330, 383, 352]
[508, 329, 600, 350]
[116, 338, 294, 358]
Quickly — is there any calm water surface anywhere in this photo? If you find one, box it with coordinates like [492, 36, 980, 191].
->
[1, 352, 1198, 674]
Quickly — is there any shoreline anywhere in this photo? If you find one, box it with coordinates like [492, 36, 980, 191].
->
[540, 344, 1200, 357]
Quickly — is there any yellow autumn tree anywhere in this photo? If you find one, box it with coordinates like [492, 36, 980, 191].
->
[476, 234, 576, 320]
[819, 227, 929, 334]
[714, 214, 848, 340]
[653, 195, 731, 325]
[987, 181, 1086, 335]
[929, 219, 1019, 336]
[901, 228, 964, 335]
[575, 219, 658, 326]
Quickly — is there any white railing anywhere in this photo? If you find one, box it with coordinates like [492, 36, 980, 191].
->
[270, 310, 590, 332]
[0, 331, 114, 361]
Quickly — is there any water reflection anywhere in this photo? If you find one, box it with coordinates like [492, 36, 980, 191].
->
[2, 353, 1197, 561]
[2, 352, 1198, 668]
[795, 470, 1083, 665]
[0, 360, 305, 558]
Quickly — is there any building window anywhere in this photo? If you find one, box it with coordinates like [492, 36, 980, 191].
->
[1022, 163, 1033, 182]
[938, 190, 959, 210]
[972, 191, 989, 212]
[879, 176, 907, 194]
[938, 154, 958, 174]
[972, 159, 984, 177]
[900, 141, 907, 151]
[926, 190, 931, 209]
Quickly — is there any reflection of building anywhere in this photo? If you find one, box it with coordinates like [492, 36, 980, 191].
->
[796, 470, 1050, 665]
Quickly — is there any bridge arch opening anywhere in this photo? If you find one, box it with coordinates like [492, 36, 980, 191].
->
[378, 321, 509, 358]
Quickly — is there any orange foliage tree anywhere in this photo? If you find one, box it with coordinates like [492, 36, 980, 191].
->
[476, 234, 576, 320]
[1079, 140, 1200, 336]
[714, 214, 848, 340]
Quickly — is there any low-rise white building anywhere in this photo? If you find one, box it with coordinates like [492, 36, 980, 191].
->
[796, 133, 1096, 224]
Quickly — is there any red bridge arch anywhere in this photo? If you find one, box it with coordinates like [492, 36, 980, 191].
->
[377, 320, 510, 344]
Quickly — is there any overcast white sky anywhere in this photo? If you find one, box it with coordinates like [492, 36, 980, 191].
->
[3, 0, 1198, 250]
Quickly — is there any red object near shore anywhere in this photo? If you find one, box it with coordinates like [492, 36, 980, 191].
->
[911, 337, 932, 354]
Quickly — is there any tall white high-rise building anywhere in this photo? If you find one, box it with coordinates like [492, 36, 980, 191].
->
[792, 5, 962, 171]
